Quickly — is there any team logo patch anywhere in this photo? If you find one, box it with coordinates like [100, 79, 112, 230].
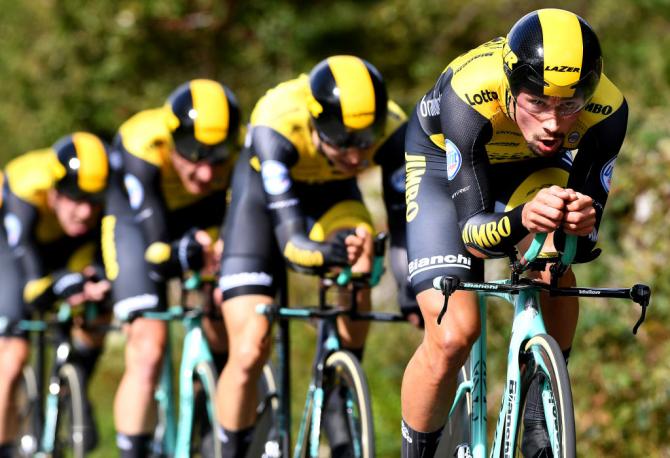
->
[4, 213, 22, 247]
[445, 139, 462, 181]
[600, 156, 617, 193]
[568, 131, 580, 144]
[124, 174, 144, 210]
[261, 160, 291, 196]
[391, 166, 406, 193]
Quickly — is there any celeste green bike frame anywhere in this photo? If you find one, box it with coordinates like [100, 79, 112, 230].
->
[444, 233, 650, 457]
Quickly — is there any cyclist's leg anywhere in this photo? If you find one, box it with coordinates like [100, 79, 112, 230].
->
[499, 158, 577, 456]
[0, 239, 31, 453]
[102, 206, 167, 457]
[0, 337, 30, 450]
[216, 151, 282, 457]
[403, 125, 483, 457]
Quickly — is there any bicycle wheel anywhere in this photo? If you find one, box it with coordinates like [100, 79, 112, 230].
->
[190, 360, 223, 458]
[506, 334, 576, 458]
[305, 350, 374, 458]
[53, 363, 87, 458]
[247, 362, 281, 458]
[436, 364, 472, 457]
[15, 366, 40, 457]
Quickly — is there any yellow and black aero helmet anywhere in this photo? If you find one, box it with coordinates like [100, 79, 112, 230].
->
[503, 9, 602, 103]
[52, 132, 109, 202]
[165, 79, 240, 163]
[308, 55, 387, 149]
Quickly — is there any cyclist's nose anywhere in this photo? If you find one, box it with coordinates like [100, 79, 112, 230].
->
[195, 163, 213, 183]
[541, 114, 560, 133]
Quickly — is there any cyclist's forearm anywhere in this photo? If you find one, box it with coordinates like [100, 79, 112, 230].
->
[459, 206, 527, 258]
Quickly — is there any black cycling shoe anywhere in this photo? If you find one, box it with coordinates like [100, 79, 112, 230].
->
[521, 423, 552, 458]
[323, 386, 355, 458]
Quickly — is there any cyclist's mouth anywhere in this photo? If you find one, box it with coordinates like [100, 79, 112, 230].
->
[537, 138, 562, 153]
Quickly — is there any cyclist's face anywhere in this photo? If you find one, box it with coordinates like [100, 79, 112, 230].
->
[512, 90, 582, 157]
[171, 151, 223, 194]
[49, 190, 102, 237]
[313, 130, 371, 174]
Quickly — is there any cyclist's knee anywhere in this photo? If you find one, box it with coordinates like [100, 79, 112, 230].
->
[125, 334, 165, 384]
[228, 337, 270, 384]
[0, 339, 29, 382]
[426, 325, 479, 376]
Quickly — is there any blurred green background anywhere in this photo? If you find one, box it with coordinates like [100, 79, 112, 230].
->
[2, 0, 669, 456]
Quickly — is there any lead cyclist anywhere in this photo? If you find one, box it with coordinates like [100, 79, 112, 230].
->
[401, 9, 628, 457]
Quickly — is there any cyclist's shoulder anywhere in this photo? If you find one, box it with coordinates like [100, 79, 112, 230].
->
[5, 148, 59, 206]
[251, 74, 311, 134]
[577, 73, 626, 129]
[446, 39, 507, 118]
[117, 107, 173, 169]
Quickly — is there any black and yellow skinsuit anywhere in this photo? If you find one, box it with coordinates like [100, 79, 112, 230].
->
[405, 15, 627, 295]
[0, 147, 105, 334]
[219, 71, 416, 313]
[102, 106, 236, 318]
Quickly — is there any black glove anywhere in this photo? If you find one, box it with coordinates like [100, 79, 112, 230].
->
[51, 271, 86, 300]
[321, 229, 356, 268]
[170, 229, 205, 273]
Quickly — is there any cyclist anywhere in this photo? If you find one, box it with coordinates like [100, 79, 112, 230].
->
[0, 133, 111, 456]
[216, 55, 417, 457]
[401, 8, 627, 457]
[102, 78, 241, 457]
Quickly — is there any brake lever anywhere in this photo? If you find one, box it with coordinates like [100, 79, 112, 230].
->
[435, 276, 460, 325]
[630, 284, 651, 335]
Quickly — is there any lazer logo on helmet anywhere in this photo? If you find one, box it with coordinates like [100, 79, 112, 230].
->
[465, 90, 498, 106]
[544, 66, 580, 72]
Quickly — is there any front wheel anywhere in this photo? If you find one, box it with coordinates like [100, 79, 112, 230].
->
[53, 363, 88, 458]
[305, 350, 375, 458]
[190, 360, 223, 458]
[508, 334, 576, 458]
[15, 366, 40, 456]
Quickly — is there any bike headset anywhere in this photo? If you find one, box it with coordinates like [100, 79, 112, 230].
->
[502, 8, 603, 115]
[308, 55, 388, 150]
[164, 79, 241, 164]
[52, 132, 109, 203]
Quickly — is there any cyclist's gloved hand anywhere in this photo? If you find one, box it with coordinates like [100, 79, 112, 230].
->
[52, 271, 86, 300]
[171, 228, 205, 272]
[322, 229, 356, 268]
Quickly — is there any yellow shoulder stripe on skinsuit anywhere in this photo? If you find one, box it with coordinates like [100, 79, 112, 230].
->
[24, 277, 53, 304]
[538, 9, 583, 97]
[190, 79, 229, 145]
[328, 56, 375, 130]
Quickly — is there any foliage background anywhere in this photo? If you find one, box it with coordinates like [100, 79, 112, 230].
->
[1, 0, 669, 456]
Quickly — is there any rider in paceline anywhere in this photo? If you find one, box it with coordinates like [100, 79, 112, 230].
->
[215, 55, 418, 457]
[401, 9, 627, 457]
[0, 133, 112, 456]
[102, 79, 240, 457]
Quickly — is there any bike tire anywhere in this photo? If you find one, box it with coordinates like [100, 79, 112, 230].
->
[191, 360, 223, 458]
[437, 364, 472, 457]
[53, 363, 87, 458]
[305, 350, 374, 458]
[15, 366, 40, 457]
[247, 362, 281, 458]
[506, 334, 576, 458]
